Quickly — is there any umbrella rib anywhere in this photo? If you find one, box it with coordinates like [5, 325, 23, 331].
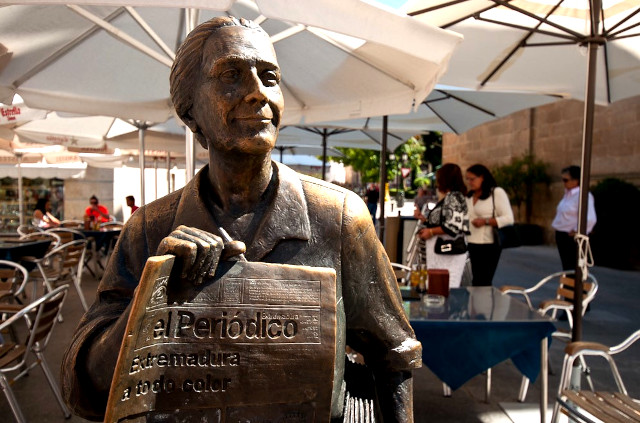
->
[489, 0, 584, 39]
[610, 31, 640, 40]
[423, 102, 458, 134]
[306, 27, 415, 90]
[409, 0, 501, 29]
[608, 21, 640, 39]
[479, 0, 569, 87]
[67, 5, 174, 68]
[12, 7, 127, 89]
[429, 90, 497, 117]
[605, 8, 640, 38]
[124, 6, 176, 61]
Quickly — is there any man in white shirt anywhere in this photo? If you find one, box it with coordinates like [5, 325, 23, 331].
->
[551, 165, 597, 270]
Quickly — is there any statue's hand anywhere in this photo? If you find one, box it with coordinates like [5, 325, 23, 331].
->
[155, 225, 246, 285]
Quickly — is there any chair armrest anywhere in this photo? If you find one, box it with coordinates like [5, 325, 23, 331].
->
[539, 299, 572, 314]
[564, 341, 609, 357]
[499, 285, 525, 294]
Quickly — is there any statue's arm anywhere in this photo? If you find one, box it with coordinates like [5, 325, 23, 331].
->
[340, 191, 421, 422]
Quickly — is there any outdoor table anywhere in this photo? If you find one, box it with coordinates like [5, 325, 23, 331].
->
[403, 286, 555, 423]
[0, 239, 52, 271]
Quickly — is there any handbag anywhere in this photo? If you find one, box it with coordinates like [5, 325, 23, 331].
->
[492, 189, 521, 249]
[434, 236, 467, 255]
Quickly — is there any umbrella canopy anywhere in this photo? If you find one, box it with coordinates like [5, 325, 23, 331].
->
[404, 0, 640, 105]
[0, 0, 461, 125]
[317, 87, 559, 134]
[403, 0, 640, 341]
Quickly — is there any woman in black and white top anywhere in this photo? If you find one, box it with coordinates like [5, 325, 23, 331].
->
[418, 163, 470, 288]
[465, 164, 514, 286]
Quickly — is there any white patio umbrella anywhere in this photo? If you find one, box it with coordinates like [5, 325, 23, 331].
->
[0, 0, 462, 200]
[0, 137, 86, 224]
[403, 0, 640, 341]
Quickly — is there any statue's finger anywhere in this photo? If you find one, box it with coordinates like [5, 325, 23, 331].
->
[221, 240, 247, 261]
[175, 226, 225, 281]
[170, 230, 213, 283]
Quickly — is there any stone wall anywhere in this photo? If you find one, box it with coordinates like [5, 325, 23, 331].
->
[443, 95, 640, 243]
[63, 166, 114, 221]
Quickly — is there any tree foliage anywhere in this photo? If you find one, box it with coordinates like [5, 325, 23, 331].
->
[327, 136, 426, 185]
[492, 154, 550, 222]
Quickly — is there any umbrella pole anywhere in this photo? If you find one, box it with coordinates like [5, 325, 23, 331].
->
[573, 1, 601, 342]
[321, 129, 328, 181]
[166, 152, 171, 194]
[378, 116, 388, 242]
[184, 9, 198, 184]
[154, 157, 158, 200]
[17, 153, 23, 226]
[137, 124, 147, 206]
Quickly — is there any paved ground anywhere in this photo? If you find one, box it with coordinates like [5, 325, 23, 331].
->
[1, 242, 638, 422]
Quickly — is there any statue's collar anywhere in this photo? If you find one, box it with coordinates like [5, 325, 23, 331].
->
[175, 161, 311, 261]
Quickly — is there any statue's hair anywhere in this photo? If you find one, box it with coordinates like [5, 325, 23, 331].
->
[169, 16, 265, 122]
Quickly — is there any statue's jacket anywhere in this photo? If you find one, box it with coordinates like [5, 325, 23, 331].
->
[61, 161, 421, 420]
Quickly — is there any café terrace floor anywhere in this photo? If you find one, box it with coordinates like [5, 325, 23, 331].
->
[1, 242, 638, 422]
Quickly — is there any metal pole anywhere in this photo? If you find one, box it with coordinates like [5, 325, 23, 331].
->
[137, 123, 147, 206]
[184, 9, 198, 183]
[154, 157, 158, 200]
[573, 0, 601, 343]
[16, 153, 23, 226]
[378, 116, 388, 242]
[166, 152, 171, 194]
[321, 128, 328, 181]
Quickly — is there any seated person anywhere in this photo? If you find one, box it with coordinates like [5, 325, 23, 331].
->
[33, 198, 60, 228]
[84, 195, 110, 223]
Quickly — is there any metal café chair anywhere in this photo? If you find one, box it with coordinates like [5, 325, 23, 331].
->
[26, 239, 90, 312]
[500, 270, 599, 402]
[0, 285, 71, 423]
[551, 329, 640, 423]
[0, 260, 30, 312]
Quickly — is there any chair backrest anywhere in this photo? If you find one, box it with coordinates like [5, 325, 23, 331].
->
[0, 260, 29, 300]
[61, 239, 87, 272]
[45, 227, 86, 245]
[0, 285, 69, 372]
[19, 231, 62, 252]
[16, 224, 42, 236]
[556, 272, 599, 314]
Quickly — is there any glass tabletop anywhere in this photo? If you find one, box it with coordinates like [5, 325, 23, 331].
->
[402, 286, 552, 323]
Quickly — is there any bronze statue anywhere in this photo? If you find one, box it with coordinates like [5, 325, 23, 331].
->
[61, 17, 421, 422]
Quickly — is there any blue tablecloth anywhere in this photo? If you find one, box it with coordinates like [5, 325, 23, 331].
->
[405, 287, 555, 390]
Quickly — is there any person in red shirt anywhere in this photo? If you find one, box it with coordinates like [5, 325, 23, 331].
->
[85, 195, 110, 223]
[126, 195, 139, 214]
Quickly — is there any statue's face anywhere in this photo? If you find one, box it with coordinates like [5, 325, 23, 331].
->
[191, 25, 283, 155]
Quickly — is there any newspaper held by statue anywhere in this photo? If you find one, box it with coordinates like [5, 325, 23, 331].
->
[105, 255, 337, 422]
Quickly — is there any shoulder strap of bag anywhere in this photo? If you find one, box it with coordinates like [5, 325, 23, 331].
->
[491, 188, 496, 219]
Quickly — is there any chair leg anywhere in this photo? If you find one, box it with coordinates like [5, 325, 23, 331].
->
[485, 367, 491, 403]
[0, 374, 27, 423]
[73, 275, 89, 312]
[518, 376, 529, 402]
[35, 351, 72, 418]
[442, 383, 452, 397]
